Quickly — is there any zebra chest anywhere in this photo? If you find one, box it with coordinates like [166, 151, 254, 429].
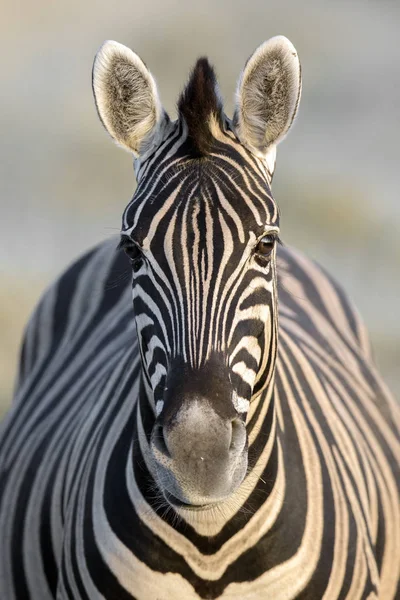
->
[56, 378, 382, 600]
[60, 499, 378, 600]
[58, 446, 367, 600]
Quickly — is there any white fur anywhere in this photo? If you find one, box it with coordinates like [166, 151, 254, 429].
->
[92, 40, 164, 156]
[234, 36, 302, 159]
[155, 400, 164, 416]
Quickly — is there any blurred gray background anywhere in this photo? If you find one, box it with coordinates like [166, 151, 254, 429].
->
[1, 0, 399, 416]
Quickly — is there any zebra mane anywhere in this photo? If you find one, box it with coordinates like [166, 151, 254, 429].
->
[178, 58, 224, 157]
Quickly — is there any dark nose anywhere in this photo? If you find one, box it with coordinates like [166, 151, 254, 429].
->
[152, 401, 247, 504]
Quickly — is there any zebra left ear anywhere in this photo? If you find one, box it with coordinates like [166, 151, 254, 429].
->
[92, 41, 168, 156]
[233, 36, 301, 159]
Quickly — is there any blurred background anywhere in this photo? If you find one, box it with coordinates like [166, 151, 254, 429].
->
[1, 0, 399, 416]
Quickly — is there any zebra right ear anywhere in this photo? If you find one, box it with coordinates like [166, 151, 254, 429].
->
[92, 41, 167, 156]
[233, 36, 301, 159]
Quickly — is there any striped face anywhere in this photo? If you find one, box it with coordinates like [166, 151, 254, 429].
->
[119, 125, 280, 504]
[120, 126, 279, 420]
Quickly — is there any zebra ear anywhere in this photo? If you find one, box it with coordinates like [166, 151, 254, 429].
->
[92, 41, 167, 156]
[233, 36, 301, 158]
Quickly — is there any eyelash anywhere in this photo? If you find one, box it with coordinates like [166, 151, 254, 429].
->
[118, 237, 143, 272]
[254, 233, 281, 258]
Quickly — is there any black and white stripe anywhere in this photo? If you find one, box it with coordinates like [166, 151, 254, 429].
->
[1, 37, 399, 599]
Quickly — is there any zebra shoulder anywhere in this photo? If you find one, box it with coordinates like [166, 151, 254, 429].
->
[15, 238, 131, 390]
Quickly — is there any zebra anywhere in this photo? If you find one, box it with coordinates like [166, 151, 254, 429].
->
[0, 34, 399, 599]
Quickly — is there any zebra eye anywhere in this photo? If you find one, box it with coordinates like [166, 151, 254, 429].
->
[119, 238, 143, 272]
[255, 234, 276, 257]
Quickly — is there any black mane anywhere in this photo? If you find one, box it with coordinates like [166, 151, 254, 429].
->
[178, 58, 224, 157]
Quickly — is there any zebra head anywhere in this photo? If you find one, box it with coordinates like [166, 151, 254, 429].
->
[92, 38, 301, 508]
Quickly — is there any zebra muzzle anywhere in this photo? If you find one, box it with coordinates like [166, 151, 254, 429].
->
[150, 399, 248, 506]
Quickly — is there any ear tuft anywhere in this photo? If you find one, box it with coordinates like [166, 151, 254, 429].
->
[92, 40, 164, 155]
[178, 58, 224, 157]
[233, 36, 301, 155]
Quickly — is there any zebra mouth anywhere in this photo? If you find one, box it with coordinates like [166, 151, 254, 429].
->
[164, 490, 219, 511]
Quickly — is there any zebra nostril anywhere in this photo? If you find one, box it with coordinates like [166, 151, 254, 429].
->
[153, 424, 171, 458]
[229, 417, 245, 453]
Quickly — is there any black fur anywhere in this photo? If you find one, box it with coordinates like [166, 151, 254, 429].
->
[178, 58, 224, 157]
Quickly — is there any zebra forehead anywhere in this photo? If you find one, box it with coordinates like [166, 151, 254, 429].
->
[123, 155, 279, 242]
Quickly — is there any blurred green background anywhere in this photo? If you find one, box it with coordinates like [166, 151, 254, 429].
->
[1, 0, 399, 417]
